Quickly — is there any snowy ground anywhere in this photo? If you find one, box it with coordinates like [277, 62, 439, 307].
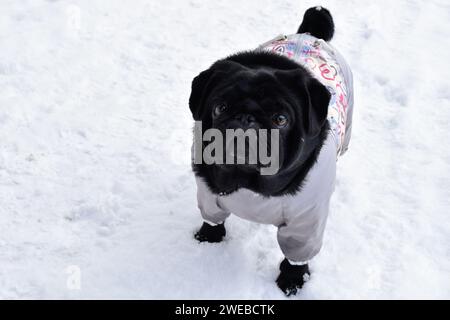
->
[0, 0, 449, 299]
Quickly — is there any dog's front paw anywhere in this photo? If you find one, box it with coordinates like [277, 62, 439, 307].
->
[276, 259, 310, 296]
[194, 222, 226, 243]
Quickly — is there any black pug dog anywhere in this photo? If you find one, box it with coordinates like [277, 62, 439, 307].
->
[189, 6, 354, 296]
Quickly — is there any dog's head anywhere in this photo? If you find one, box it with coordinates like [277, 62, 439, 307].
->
[189, 51, 330, 195]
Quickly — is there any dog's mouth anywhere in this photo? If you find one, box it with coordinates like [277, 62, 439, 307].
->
[215, 153, 275, 176]
[217, 163, 261, 173]
[198, 124, 281, 175]
[223, 136, 268, 171]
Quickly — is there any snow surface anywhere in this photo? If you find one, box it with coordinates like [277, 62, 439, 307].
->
[0, 0, 449, 299]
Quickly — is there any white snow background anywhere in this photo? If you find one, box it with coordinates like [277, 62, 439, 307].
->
[0, 0, 449, 299]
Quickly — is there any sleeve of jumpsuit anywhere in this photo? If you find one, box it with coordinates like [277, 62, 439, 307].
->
[277, 198, 333, 263]
[277, 134, 337, 263]
[195, 176, 231, 225]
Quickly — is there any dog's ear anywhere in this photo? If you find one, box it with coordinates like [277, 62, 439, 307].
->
[189, 68, 214, 121]
[189, 60, 242, 121]
[276, 69, 330, 137]
[303, 76, 330, 136]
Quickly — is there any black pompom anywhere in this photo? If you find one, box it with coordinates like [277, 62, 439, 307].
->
[297, 6, 335, 42]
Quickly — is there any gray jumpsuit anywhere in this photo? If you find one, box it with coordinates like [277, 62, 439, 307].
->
[195, 33, 354, 263]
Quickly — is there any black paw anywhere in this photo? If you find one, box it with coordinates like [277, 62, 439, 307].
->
[194, 222, 226, 243]
[276, 259, 310, 296]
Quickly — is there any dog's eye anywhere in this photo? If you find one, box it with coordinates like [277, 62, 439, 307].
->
[213, 103, 227, 117]
[272, 114, 288, 127]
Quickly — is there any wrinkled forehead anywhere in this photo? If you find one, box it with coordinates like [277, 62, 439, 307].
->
[215, 68, 291, 102]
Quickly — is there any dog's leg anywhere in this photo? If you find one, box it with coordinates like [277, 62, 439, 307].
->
[276, 259, 310, 296]
[276, 199, 330, 295]
[194, 177, 230, 243]
[194, 221, 226, 243]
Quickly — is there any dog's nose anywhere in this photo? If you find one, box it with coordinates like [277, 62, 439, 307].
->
[234, 113, 256, 125]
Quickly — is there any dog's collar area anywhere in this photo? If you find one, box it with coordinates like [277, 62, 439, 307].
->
[254, 129, 328, 196]
[281, 133, 324, 173]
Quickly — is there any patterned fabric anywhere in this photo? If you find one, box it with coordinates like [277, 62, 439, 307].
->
[258, 34, 352, 156]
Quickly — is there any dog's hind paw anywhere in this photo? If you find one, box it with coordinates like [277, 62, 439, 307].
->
[194, 222, 226, 243]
